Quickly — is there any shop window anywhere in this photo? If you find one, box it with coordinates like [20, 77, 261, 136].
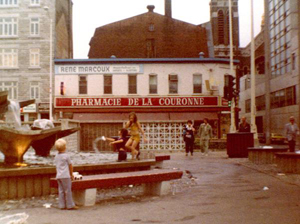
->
[169, 74, 178, 94]
[128, 75, 137, 94]
[104, 75, 112, 94]
[79, 75, 87, 94]
[149, 74, 157, 94]
[193, 74, 202, 94]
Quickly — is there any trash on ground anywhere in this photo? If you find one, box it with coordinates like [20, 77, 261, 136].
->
[277, 173, 286, 176]
[43, 203, 52, 209]
[263, 186, 269, 191]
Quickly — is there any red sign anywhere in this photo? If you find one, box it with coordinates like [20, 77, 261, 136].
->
[55, 97, 221, 108]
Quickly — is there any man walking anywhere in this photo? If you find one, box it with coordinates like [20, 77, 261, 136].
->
[198, 118, 212, 156]
[285, 116, 299, 152]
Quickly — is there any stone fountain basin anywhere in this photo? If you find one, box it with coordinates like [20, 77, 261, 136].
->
[0, 126, 79, 165]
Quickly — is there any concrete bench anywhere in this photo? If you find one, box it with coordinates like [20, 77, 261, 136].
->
[248, 146, 289, 164]
[275, 152, 300, 173]
[155, 155, 171, 168]
[50, 169, 183, 206]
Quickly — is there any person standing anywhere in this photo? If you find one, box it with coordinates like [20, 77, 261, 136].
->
[125, 112, 147, 160]
[198, 118, 212, 156]
[285, 116, 299, 152]
[238, 116, 251, 133]
[183, 120, 195, 156]
[54, 138, 78, 210]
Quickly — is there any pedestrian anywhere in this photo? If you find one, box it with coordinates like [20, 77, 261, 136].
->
[198, 118, 212, 156]
[285, 116, 299, 152]
[183, 120, 195, 156]
[125, 112, 147, 160]
[104, 128, 128, 161]
[238, 116, 250, 132]
[54, 138, 78, 210]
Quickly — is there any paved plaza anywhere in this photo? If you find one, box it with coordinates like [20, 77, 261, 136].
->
[1, 151, 300, 224]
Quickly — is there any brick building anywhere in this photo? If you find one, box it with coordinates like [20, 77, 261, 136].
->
[88, 0, 239, 59]
[0, 0, 73, 121]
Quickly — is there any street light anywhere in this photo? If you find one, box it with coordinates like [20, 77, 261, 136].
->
[250, 0, 258, 144]
[43, 6, 53, 121]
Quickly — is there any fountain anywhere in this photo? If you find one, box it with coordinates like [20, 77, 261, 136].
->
[0, 91, 80, 166]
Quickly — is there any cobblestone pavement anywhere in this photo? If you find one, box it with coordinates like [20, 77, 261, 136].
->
[1, 150, 300, 224]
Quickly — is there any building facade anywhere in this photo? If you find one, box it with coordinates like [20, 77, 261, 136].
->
[88, 0, 239, 60]
[240, 0, 299, 139]
[0, 0, 73, 121]
[54, 57, 236, 151]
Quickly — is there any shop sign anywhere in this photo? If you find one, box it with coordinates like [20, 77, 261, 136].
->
[55, 64, 143, 74]
[55, 96, 221, 108]
[21, 103, 36, 113]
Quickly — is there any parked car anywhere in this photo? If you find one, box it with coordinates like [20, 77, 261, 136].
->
[270, 133, 286, 144]
[258, 133, 266, 143]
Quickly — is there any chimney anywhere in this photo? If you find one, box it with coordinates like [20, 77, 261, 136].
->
[147, 5, 155, 12]
[165, 0, 172, 18]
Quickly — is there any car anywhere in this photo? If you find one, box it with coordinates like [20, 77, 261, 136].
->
[270, 133, 286, 144]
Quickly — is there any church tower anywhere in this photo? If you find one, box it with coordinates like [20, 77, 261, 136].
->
[210, 0, 239, 58]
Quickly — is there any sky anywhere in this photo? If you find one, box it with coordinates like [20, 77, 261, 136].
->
[72, 0, 264, 59]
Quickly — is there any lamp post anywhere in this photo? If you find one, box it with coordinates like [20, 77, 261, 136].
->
[44, 6, 53, 121]
[228, 0, 236, 133]
[250, 0, 258, 143]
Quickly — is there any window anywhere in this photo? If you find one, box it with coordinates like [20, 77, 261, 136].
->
[149, 74, 157, 94]
[30, 48, 39, 67]
[271, 86, 296, 108]
[128, 75, 137, 94]
[146, 39, 155, 58]
[0, 0, 18, 7]
[217, 10, 224, 45]
[79, 76, 87, 94]
[104, 75, 112, 94]
[30, 82, 39, 99]
[291, 53, 296, 70]
[256, 95, 265, 111]
[30, 18, 39, 36]
[169, 74, 178, 94]
[193, 74, 202, 94]
[0, 49, 18, 68]
[0, 81, 17, 99]
[0, 18, 18, 37]
[30, 0, 40, 6]
[245, 99, 250, 113]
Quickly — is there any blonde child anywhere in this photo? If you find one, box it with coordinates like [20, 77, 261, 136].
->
[124, 112, 147, 160]
[54, 138, 78, 210]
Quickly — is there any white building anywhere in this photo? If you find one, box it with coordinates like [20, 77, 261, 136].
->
[54, 57, 237, 152]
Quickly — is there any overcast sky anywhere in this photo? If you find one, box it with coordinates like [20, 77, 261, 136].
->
[72, 0, 264, 59]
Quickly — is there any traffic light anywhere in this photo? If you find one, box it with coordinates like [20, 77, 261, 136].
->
[228, 100, 231, 107]
[223, 74, 235, 100]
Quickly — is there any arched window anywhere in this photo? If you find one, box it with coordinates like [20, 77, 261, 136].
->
[218, 10, 225, 45]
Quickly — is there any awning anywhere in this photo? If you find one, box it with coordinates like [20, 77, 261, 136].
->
[74, 112, 218, 121]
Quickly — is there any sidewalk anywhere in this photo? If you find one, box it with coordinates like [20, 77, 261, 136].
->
[1, 151, 300, 224]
